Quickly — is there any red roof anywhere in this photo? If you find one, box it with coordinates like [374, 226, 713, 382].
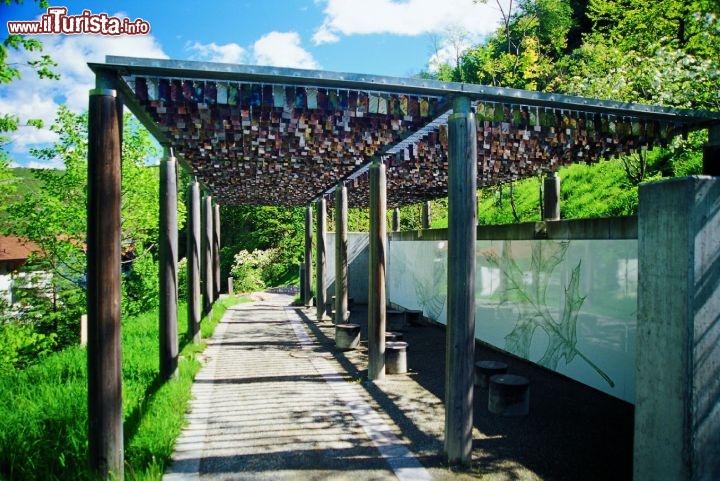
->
[0, 235, 41, 262]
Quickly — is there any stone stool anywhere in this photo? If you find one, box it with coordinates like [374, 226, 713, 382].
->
[385, 331, 404, 342]
[405, 309, 423, 325]
[387, 309, 406, 330]
[475, 360, 508, 388]
[335, 324, 361, 350]
[385, 341, 408, 374]
[488, 374, 530, 416]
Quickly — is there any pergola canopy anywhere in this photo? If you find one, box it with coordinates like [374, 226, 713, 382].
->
[89, 56, 720, 208]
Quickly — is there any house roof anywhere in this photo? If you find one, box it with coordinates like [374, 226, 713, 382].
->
[88, 56, 720, 209]
[0, 235, 41, 263]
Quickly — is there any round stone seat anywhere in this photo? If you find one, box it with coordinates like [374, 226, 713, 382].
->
[385, 341, 408, 374]
[335, 323, 361, 350]
[488, 374, 530, 417]
[474, 360, 508, 388]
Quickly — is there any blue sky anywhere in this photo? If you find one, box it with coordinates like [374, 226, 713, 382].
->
[1, 0, 508, 168]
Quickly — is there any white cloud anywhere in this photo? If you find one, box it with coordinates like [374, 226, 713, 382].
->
[252, 32, 319, 70]
[185, 41, 247, 64]
[312, 0, 508, 45]
[0, 25, 167, 167]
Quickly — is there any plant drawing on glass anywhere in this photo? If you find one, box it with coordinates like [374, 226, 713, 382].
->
[414, 253, 447, 320]
[484, 240, 615, 387]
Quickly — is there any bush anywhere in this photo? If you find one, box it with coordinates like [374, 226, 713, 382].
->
[122, 250, 159, 318]
[177, 257, 188, 301]
[229, 248, 276, 293]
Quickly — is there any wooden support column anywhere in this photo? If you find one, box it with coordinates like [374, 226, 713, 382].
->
[444, 95, 477, 465]
[213, 202, 221, 296]
[392, 207, 400, 232]
[704, 125, 720, 176]
[368, 160, 387, 381]
[316, 198, 327, 322]
[421, 201, 431, 229]
[187, 180, 201, 343]
[335, 185, 348, 324]
[159, 149, 179, 379]
[304, 205, 313, 306]
[201, 195, 213, 314]
[87, 79, 123, 480]
[543, 172, 561, 220]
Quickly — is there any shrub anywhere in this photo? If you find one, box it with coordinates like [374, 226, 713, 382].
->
[229, 248, 276, 293]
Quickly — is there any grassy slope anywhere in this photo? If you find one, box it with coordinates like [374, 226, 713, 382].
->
[0, 296, 247, 481]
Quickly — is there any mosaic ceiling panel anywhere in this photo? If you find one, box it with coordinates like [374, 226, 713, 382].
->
[94, 58, 717, 209]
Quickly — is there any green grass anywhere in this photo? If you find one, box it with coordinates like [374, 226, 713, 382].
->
[0, 295, 249, 481]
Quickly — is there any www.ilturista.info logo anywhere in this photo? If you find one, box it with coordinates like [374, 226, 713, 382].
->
[7, 7, 150, 35]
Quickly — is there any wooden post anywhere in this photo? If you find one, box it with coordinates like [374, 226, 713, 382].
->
[316, 198, 327, 322]
[543, 172, 561, 220]
[213, 203, 221, 296]
[304, 205, 313, 306]
[422, 201, 431, 229]
[444, 95, 477, 465]
[704, 124, 720, 176]
[368, 160, 387, 381]
[392, 207, 400, 232]
[159, 150, 179, 380]
[335, 185, 348, 324]
[201, 195, 213, 315]
[187, 180, 201, 343]
[87, 79, 123, 479]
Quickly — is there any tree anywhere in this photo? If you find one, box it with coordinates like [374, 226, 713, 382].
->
[5, 106, 167, 349]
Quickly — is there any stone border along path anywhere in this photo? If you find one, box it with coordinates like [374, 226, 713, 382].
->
[163, 293, 433, 481]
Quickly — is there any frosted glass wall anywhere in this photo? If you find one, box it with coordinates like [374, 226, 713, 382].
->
[388, 238, 637, 403]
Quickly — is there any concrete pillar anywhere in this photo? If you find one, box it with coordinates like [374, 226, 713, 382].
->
[543, 172, 560, 221]
[635, 176, 720, 481]
[368, 160, 387, 381]
[213, 203, 221, 297]
[335, 185, 349, 324]
[86, 78, 123, 480]
[316, 198, 327, 322]
[704, 125, 720, 176]
[444, 95, 477, 465]
[304, 205, 313, 306]
[201, 195, 213, 315]
[159, 150, 179, 380]
[187, 181, 201, 343]
[422, 201, 431, 229]
[392, 207, 400, 232]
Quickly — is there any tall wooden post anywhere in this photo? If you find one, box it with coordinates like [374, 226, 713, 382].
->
[704, 125, 720, 176]
[201, 195, 213, 315]
[213, 202, 221, 296]
[187, 180, 201, 343]
[316, 198, 327, 321]
[335, 185, 348, 324]
[444, 95, 477, 465]
[543, 172, 561, 220]
[392, 207, 400, 232]
[304, 205, 313, 306]
[159, 149, 179, 379]
[368, 160, 387, 381]
[422, 201, 431, 229]
[87, 77, 123, 479]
